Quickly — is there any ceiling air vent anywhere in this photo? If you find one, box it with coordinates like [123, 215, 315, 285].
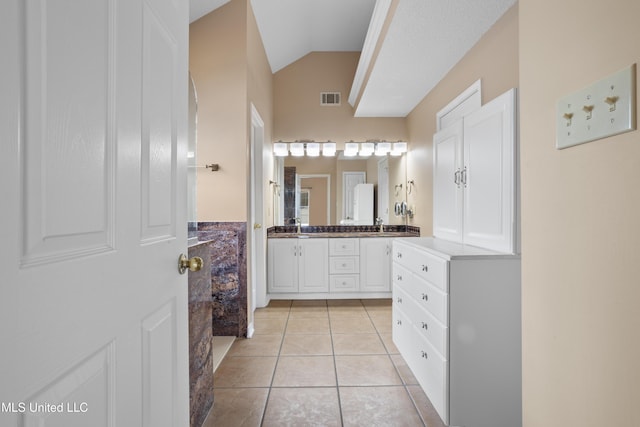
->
[320, 92, 341, 106]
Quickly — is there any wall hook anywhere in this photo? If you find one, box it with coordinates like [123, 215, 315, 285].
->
[407, 180, 415, 195]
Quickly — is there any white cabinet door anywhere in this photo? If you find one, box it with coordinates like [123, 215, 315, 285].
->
[268, 239, 299, 293]
[299, 239, 329, 292]
[463, 89, 517, 253]
[360, 238, 391, 292]
[433, 120, 464, 243]
[433, 88, 517, 253]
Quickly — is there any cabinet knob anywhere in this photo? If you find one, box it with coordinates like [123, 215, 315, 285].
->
[421, 293, 429, 301]
[421, 264, 428, 272]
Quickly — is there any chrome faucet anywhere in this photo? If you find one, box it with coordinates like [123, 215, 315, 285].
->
[375, 217, 384, 233]
[295, 217, 301, 234]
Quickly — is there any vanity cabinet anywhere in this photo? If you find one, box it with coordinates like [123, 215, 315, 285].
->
[359, 237, 391, 292]
[267, 236, 399, 298]
[329, 238, 360, 292]
[267, 238, 329, 293]
[433, 88, 518, 253]
[392, 237, 521, 427]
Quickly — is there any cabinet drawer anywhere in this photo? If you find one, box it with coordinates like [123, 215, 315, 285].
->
[329, 256, 359, 274]
[329, 274, 359, 292]
[409, 331, 448, 425]
[401, 274, 448, 325]
[393, 242, 448, 292]
[392, 303, 412, 356]
[395, 285, 447, 359]
[329, 238, 359, 256]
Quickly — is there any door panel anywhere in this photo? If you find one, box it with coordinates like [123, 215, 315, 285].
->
[433, 121, 464, 243]
[0, 0, 189, 425]
[22, 0, 115, 266]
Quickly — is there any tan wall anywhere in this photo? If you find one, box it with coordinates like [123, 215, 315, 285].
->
[405, 4, 519, 233]
[300, 177, 329, 225]
[247, 3, 275, 227]
[189, 0, 248, 221]
[273, 52, 407, 143]
[519, 1, 640, 425]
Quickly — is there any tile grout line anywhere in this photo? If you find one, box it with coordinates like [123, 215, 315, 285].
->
[327, 299, 345, 427]
[258, 300, 292, 427]
[365, 301, 428, 427]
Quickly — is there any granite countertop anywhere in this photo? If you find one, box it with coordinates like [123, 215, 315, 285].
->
[267, 225, 420, 239]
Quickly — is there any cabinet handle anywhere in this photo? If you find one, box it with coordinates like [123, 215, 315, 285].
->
[342, 263, 347, 267]
[454, 169, 461, 186]
[421, 293, 429, 301]
[421, 322, 428, 330]
[397, 297, 402, 304]
[461, 166, 467, 187]
[396, 274, 402, 281]
[397, 320, 402, 325]
[386, 245, 390, 255]
[421, 264, 428, 272]
[299, 246, 303, 256]
[421, 350, 428, 359]
[396, 252, 402, 259]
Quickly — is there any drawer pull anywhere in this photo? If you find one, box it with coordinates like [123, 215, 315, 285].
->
[421, 293, 429, 301]
[421, 264, 428, 272]
[342, 263, 347, 267]
[396, 275, 402, 281]
[341, 245, 347, 249]
[421, 351, 428, 359]
[342, 281, 347, 285]
[397, 252, 402, 258]
[421, 322, 428, 330]
[397, 320, 402, 325]
[396, 297, 402, 304]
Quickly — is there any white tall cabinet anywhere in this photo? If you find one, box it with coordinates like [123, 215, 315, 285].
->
[433, 88, 518, 254]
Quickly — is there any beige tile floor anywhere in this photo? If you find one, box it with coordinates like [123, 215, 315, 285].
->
[203, 299, 446, 427]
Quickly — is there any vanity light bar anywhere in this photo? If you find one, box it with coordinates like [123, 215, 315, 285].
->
[272, 141, 408, 157]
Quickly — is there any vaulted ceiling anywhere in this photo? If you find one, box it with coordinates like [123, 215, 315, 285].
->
[190, 0, 517, 117]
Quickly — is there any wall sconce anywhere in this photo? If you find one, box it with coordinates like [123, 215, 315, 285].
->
[322, 142, 336, 156]
[391, 142, 408, 156]
[306, 142, 320, 157]
[344, 142, 359, 156]
[359, 142, 374, 156]
[273, 142, 288, 157]
[289, 142, 304, 157]
[375, 142, 392, 156]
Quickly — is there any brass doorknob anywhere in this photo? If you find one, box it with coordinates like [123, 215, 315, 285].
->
[253, 223, 262, 229]
[178, 254, 203, 274]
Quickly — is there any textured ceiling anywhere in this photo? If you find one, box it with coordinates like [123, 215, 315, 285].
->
[190, 0, 517, 117]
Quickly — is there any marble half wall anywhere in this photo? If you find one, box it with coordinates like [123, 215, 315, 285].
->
[197, 222, 248, 338]
[188, 240, 213, 427]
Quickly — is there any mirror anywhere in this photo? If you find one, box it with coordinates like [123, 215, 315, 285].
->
[277, 151, 407, 226]
[187, 74, 198, 244]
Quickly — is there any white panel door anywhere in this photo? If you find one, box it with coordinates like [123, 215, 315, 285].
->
[0, 0, 189, 426]
[377, 158, 390, 224]
[463, 89, 517, 253]
[433, 120, 464, 243]
[342, 171, 365, 221]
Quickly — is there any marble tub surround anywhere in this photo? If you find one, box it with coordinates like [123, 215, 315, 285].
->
[197, 222, 248, 338]
[267, 224, 420, 238]
[188, 240, 214, 427]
